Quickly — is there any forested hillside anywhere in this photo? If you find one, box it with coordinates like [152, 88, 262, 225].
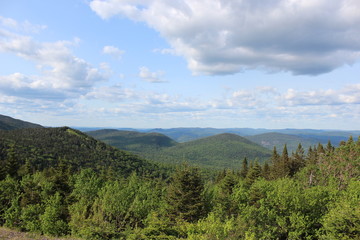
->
[0, 127, 165, 179]
[144, 127, 359, 145]
[0, 128, 359, 239]
[245, 132, 317, 153]
[90, 131, 272, 170]
[87, 129, 177, 152]
[152, 133, 271, 169]
[0, 114, 43, 130]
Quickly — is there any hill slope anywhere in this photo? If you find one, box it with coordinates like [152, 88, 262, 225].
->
[0, 127, 164, 178]
[87, 129, 177, 153]
[145, 127, 359, 146]
[140, 133, 271, 169]
[0, 114, 43, 130]
[245, 132, 318, 153]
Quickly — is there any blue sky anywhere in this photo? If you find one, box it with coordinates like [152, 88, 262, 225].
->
[0, 0, 360, 129]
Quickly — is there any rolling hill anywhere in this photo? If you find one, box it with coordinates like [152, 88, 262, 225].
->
[245, 132, 318, 153]
[0, 114, 43, 130]
[87, 129, 177, 152]
[144, 127, 359, 146]
[154, 133, 271, 169]
[90, 131, 272, 170]
[0, 127, 165, 178]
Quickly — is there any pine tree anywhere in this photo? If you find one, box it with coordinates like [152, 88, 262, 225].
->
[245, 161, 262, 187]
[279, 144, 291, 177]
[326, 140, 334, 154]
[262, 162, 271, 179]
[239, 157, 248, 179]
[166, 164, 205, 223]
[5, 144, 19, 178]
[290, 143, 305, 176]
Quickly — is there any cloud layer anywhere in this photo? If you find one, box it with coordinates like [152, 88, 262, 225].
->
[90, 0, 360, 75]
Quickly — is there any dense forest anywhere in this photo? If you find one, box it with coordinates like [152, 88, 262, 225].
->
[87, 130, 271, 170]
[0, 125, 359, 239]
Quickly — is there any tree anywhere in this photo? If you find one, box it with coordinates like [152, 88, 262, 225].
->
[244, 161, 262, 187]
[166, 164, 206, 223]
[290, 143, 305, 176]
[320, 180, 360, 239]
[215, 170, 238, 217]
[4, 144, 19, 178]
[239, 157, 248, 179]
[40, 192, 68, 236]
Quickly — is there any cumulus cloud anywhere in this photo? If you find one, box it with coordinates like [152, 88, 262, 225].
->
[0, 16, 47, 33]
[102, 45, 124, 59]
[139, 66, 166, 82]
[0, 18, 108, 101]
[90, 0, 360, 75]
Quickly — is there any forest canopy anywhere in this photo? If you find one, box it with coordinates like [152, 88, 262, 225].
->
[0, 126, 359, 239]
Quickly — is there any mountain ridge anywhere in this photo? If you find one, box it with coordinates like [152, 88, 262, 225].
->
[0, 114, 43, 130]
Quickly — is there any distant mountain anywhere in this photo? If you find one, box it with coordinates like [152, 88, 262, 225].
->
[0, 127, 164, 178]
[245, 132, 318, 153]
[87, 129, 177, 152]
[0, 114, 43, 130]
[146, 127, 359, 146]
[90, 131, 272, 170]
[154, 133, 271, 169]
[146, 127, 277, 142]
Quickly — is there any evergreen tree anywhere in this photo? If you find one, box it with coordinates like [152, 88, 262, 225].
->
[279, 144, 291, 177]
[325, 140, 334, 154]
[5, 144, 19, 178]
[215, 170, 238, 217]
[290, 143, 305, 176]
[40, 192, 68, 236]
[245, 161, 262, 187]
[239, 157, 248, 179]
[166, 164, 205, 223]
[262, 162, 271, 179]
[269, 146, 280, 179]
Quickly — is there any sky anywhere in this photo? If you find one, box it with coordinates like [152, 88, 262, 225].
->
[0, 0, 360, 130]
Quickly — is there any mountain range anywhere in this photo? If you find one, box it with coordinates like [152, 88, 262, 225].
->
[87, 129, 272, 169]
[2, 114, 359, 170]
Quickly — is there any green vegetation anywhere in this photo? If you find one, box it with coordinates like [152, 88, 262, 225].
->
[245, 132, 317, 153]
[89, 131, 272, 170]
[0, 117, 359, 239]
[87, 129, 177, 152]
[0, 114, 43, 130]
[0, 127, 166, 179]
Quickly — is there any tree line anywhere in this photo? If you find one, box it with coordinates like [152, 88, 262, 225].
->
[0, 134, 359, 239]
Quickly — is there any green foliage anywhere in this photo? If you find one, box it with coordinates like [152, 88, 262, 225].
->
[320, 180, 360, 239]
[20, 204, 43, 233]
[91, 131, 271, 170]
[0, 176, 21, 225]
[40, 192, 68, 236]
[0, 127, 166, 178]
[166, 164, 206, 223]
[87, 129, 177, 152]
[0, 127, 358, 240]
[0, 114, 43, 130]
[246, 132, 318, 154]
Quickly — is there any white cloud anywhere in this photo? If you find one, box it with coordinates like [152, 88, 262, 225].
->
[102, 45, 124, 59]
[0, 18, 108, 100]
[90, 0, 360, 75]
[139, 66, 166, 82]
[283, 85, 360, 106]
[84, 84, 137, 101]
[0, 16, 47, 33]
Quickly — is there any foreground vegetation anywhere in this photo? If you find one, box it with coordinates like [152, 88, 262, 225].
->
[0, 127, 359, 239]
